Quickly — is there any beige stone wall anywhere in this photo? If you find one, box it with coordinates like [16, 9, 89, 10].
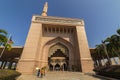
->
[39, 37, 75, 69]
[17, 22, 42, 74]
[75, 25, 94, 72]
[37, 24, 76, 69]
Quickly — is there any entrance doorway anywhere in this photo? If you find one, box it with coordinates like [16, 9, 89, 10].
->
[48, 43, 69, 71]
[55, 64, 60, 71]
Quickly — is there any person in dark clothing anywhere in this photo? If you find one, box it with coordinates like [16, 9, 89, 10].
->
[37, 69, 40, 77]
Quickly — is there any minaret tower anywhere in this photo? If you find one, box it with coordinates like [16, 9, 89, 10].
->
[41, 2, 48, 16]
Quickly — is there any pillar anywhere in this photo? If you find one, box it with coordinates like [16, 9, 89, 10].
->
[16, 19, 43, 74]
[3, 61, 7, 69]
[8, 62, 13, 69]
[0, 61, 4, 69]
[76, 24, 93, 73]
[13, 62, 17, 70]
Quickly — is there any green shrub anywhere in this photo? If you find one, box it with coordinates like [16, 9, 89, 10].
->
[0, 69, 21, 80]
[99, 71, 120, 79]
[93, 65, 120, 79]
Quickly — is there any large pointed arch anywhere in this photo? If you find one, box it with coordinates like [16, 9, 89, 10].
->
[41, 37, 75, 69]
[43, 37, 73, 48]
[48, 42, 69, 57]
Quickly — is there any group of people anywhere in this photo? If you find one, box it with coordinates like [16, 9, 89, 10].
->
[36, 67, 45, 78]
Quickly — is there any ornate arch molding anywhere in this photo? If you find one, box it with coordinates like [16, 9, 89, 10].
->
[41, 37, 74, 63]
[43, 37, 73, 48]
[48, 43, 69, 57]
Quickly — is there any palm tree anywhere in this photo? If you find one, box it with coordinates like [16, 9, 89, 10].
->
[95, 44, 107, 66]
[101, 41, 112, 65]
[0, 29, 8, 46]
[94, 28, 120, 66]
[0, 29, 13, 58]
[116, 29, 120, 56]
[111, 35, 120, 58]
[105, 35, 120, 59]
[0, 29, 13, 49]
[117, 28, 120, 35]
[106, 42, 118, 64]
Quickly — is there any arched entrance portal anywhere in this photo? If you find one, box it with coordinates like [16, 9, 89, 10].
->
[48, 43, 69, 71]
[42, 37, 74, 71]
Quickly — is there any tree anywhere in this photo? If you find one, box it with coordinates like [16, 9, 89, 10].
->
[95, 44, 106, 66]
[116, 29, 120, 56]
[0, 29, 13, 58]
[0, 29, 8, 46]
[101, 41, 112, 65]
[106, 42, 118, 64]
[94, 28, 120, 66]
[105, 35, 120, 59]
[117, 28, 120, 35]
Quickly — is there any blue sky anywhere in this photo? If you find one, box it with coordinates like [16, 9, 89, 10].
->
[0, 0, 120, 48]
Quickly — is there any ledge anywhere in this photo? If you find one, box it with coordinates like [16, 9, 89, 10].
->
[32, 15, 84, 26]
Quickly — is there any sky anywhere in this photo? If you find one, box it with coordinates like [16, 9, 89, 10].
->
[0, 0, 120, 48]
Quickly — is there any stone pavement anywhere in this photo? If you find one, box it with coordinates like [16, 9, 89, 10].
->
[16, 71, 106, 80]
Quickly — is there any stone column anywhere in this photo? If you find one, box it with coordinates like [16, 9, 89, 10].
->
[0, 61, 4, 69]
[98, 60, 102, 67]
[51, 61, 56, 71]
[8, 62, 13, 69]
[13, 63, 17, 70]
[3, 61, 7, 69]
[53, 65, 55, 71]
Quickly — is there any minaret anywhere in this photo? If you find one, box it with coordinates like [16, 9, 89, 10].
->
[41, 2, 48, 16]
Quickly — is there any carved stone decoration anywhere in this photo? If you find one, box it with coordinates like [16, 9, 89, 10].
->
[49, 43, 69, 57]
[32, 16, 84, 26]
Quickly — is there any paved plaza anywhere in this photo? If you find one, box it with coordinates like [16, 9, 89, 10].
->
[16, 71, 107, 80]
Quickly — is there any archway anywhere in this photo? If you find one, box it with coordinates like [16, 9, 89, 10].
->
[41, 37, 74, 71]
[48, 43, 69, 71]
[55, 64, 60, 71]
[49, 64, 53, 71]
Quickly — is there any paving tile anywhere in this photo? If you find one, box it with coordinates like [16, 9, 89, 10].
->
[16, 71, 105, 80]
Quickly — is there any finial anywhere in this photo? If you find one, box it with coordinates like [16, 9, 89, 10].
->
[41, 2, 48, 16]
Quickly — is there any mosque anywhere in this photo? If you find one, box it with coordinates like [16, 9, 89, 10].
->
[0, 2, 94, 74]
